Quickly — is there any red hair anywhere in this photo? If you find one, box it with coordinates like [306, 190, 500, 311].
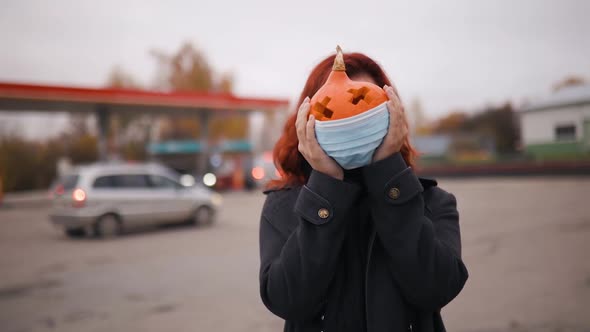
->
[268, 52, 418, 189]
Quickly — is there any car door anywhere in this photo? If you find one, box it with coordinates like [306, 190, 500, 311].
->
[108, 173, 158, 227]
[146, 174, 190, 223]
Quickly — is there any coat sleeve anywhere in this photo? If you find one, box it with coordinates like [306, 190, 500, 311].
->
[259, 170, 361, 322]
[362, 152, 469, 311]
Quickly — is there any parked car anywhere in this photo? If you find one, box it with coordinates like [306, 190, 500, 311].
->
[49, 162, 222, 238]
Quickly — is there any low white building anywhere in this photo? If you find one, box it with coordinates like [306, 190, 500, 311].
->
[520, 85, 590, 159]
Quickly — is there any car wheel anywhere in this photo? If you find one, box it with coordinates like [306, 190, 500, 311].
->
[94, 214, 122, 238]
[64, 228, 85, 238]
[192, 206, 214, 226]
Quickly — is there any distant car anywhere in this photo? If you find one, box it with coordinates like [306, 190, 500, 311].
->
[49, 162, 222, 238]
[249, 151, 280, 189]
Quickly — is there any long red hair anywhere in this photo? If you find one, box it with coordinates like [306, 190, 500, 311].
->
[268, 52, 418, 189]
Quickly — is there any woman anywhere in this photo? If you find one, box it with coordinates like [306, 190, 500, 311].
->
[259, 50, 468, 332]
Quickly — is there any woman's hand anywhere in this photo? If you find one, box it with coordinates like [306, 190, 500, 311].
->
[372, 85, 409, 163]
[296, 97, 344, 180]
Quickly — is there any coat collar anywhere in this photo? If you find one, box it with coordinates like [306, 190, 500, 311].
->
[419, 177, 438, 190]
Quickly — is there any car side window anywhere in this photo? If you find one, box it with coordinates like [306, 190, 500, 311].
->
[114, 174, 150, 188]
[149, 175, 179, 189]
[93, 175, 116, 188]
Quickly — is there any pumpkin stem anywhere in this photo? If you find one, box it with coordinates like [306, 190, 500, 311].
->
[333, 45, 345, 71]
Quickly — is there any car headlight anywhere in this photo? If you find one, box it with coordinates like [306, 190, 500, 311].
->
[203, 173, 217, 187]
[210, 193, 223, 207]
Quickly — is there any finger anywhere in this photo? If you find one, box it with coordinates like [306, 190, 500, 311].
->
[393, 107, 406, 132]
[307, 116, 328, 159]
[296, 97, 310, 124]
[385, 86, 398, 103]
[296, 117, 305, 142]
[296, 98, 310, 140]
[383, 102, 395, 140]
[386, 100, 397, 118]
[306, 114, 316, 144]
[398, 113, 409, 136]
[385, 87, 396, 106]
[386, 85, 401, 100]
[295, 98, 310, 129]
[389, 82, 401, 97]
[388, 92, 405, 115]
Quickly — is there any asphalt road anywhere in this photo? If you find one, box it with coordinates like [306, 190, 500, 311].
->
[1, 177, 589, 332]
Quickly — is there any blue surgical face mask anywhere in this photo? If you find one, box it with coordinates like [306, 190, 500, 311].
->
[314, 102, 389, 169]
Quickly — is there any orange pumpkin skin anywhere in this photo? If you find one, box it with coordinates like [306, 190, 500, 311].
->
[310, 66, 388, 121]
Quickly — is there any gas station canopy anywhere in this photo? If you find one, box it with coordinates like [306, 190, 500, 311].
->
[0, 82, 289, 114]
[0, 82, 290, 165]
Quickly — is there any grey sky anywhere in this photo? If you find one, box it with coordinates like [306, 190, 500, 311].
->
[1, 0, 589, 120]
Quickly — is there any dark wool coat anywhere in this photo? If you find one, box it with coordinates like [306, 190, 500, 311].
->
[259, 152, 468, 332]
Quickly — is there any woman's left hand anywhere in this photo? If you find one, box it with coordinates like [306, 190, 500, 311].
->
[372, 84, 409, 163]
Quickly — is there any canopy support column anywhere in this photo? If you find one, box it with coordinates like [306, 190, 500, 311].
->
[198, 112, 210, 175]
[96, 106, 110, 161]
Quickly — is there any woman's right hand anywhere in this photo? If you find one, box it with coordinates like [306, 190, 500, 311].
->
[296, 97, 344, 180]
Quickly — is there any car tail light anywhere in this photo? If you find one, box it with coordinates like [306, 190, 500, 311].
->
[55, 184, 65, 196]
[252, 167, 265, 180]
[72, 188, 86, 207]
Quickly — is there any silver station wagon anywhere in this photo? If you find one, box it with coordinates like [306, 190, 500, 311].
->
[49, 162, 222, 238]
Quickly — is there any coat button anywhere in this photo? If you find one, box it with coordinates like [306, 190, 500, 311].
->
[388, 187, 400, 200]
[318, 208, 330, 219]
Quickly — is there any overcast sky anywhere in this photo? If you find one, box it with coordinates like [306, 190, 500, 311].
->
[1, 0, 589, 125]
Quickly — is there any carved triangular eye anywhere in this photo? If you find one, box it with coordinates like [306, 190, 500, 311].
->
[347, 87, 374, 105]
[312, 96, 334, 119]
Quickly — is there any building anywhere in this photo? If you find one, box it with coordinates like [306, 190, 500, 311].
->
[520, 85, 590, 159]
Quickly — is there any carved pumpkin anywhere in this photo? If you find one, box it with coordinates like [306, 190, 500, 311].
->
[310, 46, 388, 121]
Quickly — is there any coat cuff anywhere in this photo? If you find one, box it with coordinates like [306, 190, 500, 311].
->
[362, 152, 423, 205]
[294, 170, 361, 225]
